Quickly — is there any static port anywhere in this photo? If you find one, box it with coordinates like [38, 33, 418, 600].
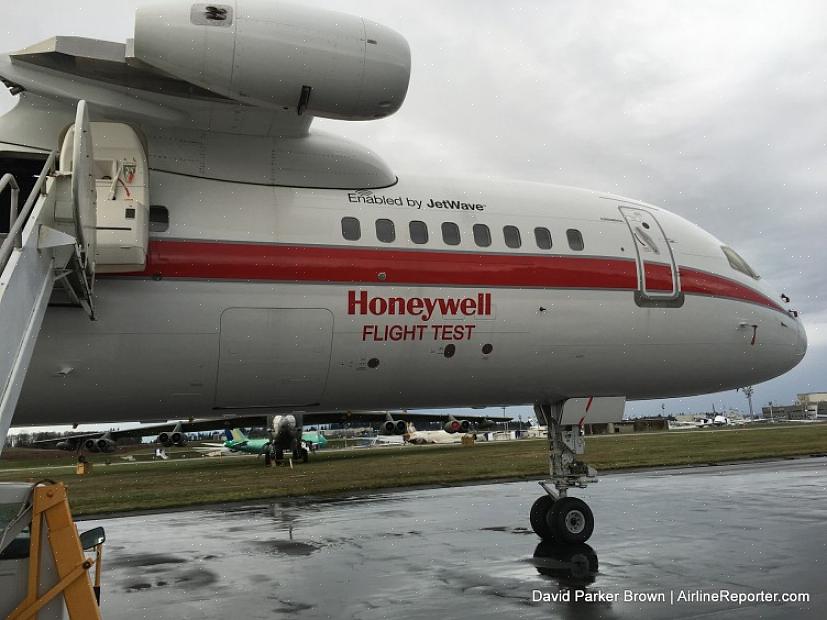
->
[444, 344, 456, 358]
[482, 343, 493, 355]
[367, 358, 380, 368]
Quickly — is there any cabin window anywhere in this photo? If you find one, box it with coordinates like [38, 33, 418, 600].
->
[503, 225, 521, 249]
[442, 222, 461, 246]
[149, 206, 169, 233]
[566, 228, 584, 251]
[722, 246, 760, 279]
[341, 217, 361, 241]
[409, 220, 428, 244]
[376, 218, 396, 243]
[534, 227, 552, 250]
[473, 224, 491, 247]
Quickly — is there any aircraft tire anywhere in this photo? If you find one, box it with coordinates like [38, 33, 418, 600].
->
[301, 448, 309, 463]
[548, 497, 594, 544]
[530, 495, 556, 540]
[275, 447, 284, 463]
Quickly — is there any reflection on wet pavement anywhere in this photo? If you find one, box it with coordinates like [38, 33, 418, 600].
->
[83, 458, 827, 619]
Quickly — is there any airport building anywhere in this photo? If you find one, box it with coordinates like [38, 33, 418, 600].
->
[798, 393, 827, 419]
[761, 392, 827, 420]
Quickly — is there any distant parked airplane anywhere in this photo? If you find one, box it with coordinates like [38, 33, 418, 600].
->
[196, 428, 327, 462]
[406, 429, 466, 445]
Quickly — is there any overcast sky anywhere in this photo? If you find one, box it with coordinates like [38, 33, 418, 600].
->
[2, 1, 825, 431]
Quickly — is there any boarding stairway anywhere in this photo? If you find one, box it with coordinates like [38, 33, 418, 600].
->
[0, 102, 97, 448]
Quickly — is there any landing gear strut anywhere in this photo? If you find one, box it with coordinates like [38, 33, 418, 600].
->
[530, 403, 597, 543]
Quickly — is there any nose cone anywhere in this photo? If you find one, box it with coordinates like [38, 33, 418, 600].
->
[794, 319, 808, 362]
[751, 279, 808, 377]
[773, 313, 808, 380]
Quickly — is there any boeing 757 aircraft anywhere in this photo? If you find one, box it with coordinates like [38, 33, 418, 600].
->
[0, 1, 806, 544]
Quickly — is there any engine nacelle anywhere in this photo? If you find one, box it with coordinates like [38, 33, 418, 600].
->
[95, 438, 116, 453]
[134, 1, 411, 120]
[83, 438, 100, 453]
[158, 431, 187, 447]
[444, 419, 471, 434]
[56, 441, 73, 452]
[382, 419, 408, 435]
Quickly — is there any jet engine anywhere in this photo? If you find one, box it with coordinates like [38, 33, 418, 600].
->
[133, 1, 411, 120]
[96, 437, 116, 452]
[157, 431, 187, 447]
[444, 419, 471, 434]
[83, 437, 116, 453]
[382, 418, 408, 435]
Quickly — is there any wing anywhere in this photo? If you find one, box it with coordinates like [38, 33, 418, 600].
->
[28, 416, 270, 448]
[302, 411, 512, 426]
[140, 417, 269, 436]
[30, 434, 92, 448]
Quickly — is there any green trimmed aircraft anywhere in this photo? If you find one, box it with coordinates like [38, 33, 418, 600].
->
[198, 428, 327, 462]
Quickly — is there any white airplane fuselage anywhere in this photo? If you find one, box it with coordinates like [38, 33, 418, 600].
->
[13, 172, 806, 426]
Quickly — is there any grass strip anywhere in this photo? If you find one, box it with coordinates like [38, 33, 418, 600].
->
[0, 424, 824, 516]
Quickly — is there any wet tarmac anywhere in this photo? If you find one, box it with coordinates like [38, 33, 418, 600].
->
[84, 458, 827, 619]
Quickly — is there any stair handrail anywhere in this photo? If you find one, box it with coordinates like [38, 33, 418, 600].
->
[0, 172, 19, 246]
[0, 151, 58, 275]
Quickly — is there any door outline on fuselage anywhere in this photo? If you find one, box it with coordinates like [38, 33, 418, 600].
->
[214, 307, 334, 410]
[618, 206, 682, 305]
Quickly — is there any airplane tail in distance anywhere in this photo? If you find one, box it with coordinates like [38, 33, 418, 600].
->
[229, 428, 248, 442]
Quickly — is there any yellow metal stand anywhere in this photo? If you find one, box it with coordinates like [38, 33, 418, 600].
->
[7, 483, 102, 620]
[74, 462, 92, 476]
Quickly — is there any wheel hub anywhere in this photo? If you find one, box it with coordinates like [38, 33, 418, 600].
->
[564, 509, 586, 534]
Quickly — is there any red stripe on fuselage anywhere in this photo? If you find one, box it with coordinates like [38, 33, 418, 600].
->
[137, 240, 640, 289]
[679, 268, 781, 312]
[643, 262, 675, 291]
[119, 239, 783, 313]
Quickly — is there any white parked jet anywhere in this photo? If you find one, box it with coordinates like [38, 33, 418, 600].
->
[0, 1, 806, 544]
[406, 430, 466, 445]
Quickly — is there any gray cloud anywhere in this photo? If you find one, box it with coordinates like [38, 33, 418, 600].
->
[2, 0, 824, 418]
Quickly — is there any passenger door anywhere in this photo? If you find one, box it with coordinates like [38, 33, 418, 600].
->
[619, 207, 680, 303]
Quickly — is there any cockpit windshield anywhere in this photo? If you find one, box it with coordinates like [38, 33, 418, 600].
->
[721, 246, 760, 280]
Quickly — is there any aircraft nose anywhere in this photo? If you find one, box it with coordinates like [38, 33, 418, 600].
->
[780, 312, 808, 373]
[795, 319, 808, 358]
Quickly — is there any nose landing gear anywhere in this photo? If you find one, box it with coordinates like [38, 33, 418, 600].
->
[531, 403, 598, 543]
